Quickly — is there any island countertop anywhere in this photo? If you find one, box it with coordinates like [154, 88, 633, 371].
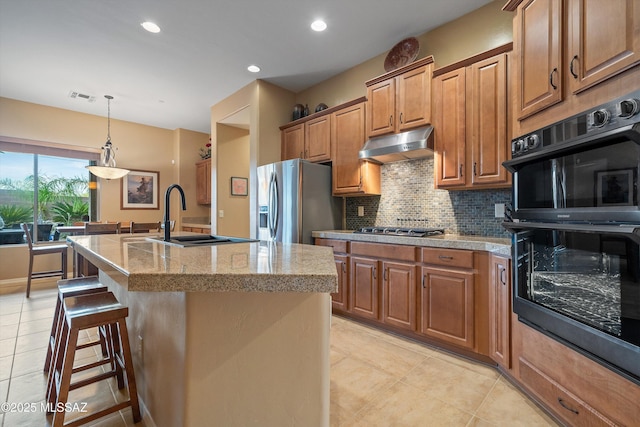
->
[67, 232, 338, 293]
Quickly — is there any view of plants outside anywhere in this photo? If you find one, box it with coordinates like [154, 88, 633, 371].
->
[0, 151, 92, 245]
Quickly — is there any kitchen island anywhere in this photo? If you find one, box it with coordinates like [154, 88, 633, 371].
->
[67, 233, 337, 427]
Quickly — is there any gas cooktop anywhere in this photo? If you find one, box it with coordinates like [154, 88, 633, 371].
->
[353, 227, 445, 237]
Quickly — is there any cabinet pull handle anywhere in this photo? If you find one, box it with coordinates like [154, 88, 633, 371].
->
[570, 55, 578, 79]
[550, 67, 558, 89]
[438, 255, 454, 260]
[459, 164, 463, 177]
[342, 263, 346, 273]
[422, 275, 426, 288]
[557, 397, 579, 415]
[299, 151, 303, 158]
[473, 162, 477, 176]
[389, 115, 393, 126]
[399, 112, 403, 124]
[500, 267, 506, 286]
[373, 267, 377, 280]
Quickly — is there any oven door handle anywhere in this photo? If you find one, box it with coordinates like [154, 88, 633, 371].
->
[503, 221, 640, 243]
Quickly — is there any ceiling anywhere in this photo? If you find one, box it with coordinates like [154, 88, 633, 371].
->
[0, 0, 492, 134]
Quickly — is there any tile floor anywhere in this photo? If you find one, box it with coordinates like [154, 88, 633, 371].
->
[1, 283, 558, 426]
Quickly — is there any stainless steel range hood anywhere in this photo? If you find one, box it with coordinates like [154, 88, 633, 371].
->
[358, 125, 434, 164]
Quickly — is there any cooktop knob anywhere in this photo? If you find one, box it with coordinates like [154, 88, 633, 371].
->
[616, 98, 640, 118]
[587, 108, 610, 128]
[512, 139, 524, 155]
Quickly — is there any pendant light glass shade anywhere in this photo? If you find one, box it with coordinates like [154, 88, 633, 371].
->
[86, 95, 130, 180]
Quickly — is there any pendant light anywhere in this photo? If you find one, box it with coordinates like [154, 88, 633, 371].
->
[86, 95, 130, 180]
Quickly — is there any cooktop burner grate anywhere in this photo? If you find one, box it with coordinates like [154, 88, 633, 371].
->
[353, 227, 445, 237]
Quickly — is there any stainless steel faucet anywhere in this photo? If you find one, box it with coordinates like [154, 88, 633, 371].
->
[164, 184, 186, 241]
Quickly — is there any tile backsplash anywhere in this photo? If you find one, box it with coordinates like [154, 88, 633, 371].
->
[345, 157, 511, 238]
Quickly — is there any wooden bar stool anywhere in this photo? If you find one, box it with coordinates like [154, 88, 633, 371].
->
[21, 223, 68, 297]
[47, 292, 141, 427]
[44, 276, 108, 373]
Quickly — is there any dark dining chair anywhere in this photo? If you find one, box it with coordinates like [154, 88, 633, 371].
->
[84, 222, 121, 235]
[129, 221, 161, 233]
[21, 223, 68, 298]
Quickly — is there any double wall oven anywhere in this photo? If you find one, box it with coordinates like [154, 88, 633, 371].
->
[503, 90, 640, 384]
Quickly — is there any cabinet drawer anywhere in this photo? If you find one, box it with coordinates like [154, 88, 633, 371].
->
[351, 242, 416, 262]
[421, 248, 473, 269]
[315, 238, 348, 253]
[519, 358, 614, 427]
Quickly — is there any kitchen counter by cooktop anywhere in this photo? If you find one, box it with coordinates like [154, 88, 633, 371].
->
[67, 232, 337, 292]
[312, 230, 511, 257]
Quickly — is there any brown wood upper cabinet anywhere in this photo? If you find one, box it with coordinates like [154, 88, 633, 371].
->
[433, 45, 511, 190]
[281, 116, 331, 163]
[195, 158, 211, 205]
[510, 0, 640, 120]
[365, 56, 434, 138]
[331, 101, 381, 196]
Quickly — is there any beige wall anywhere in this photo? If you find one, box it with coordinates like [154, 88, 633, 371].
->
[0, 97, 208, 282]
[210, 80, 295, 236]
[295, 0, 512, 109]
[216, 125, 250, 237]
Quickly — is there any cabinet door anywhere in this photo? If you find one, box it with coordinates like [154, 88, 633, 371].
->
[397, 65, 431, 132]
[468, 53, 510, 187]
[514, 0, 562, 119]
[332, 102, 380, 196]
[366, 79, 396, 137]
[420, 266, 474, 349]
[196, 159, 211, 205]
[350, 256, 379, 320]
[281, 124, 304, 160]
[382, 261, 416, 331]
[568, 0, 640, 94]
[489, 255, 511, 369]
[333, 254, 349, 312]
[434, 68, 466, 187]
[305, 115, 331, 162]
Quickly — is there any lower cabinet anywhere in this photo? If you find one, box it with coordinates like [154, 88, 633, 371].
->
[514, 321, 640, 426]
[419, 266, 474, 349]
[489, 254, 511, 369]
[314, 238, 349, 312]
[333, 254, 349, 312]
[350, 255, 379, 320]
[382, 261, 417, 331]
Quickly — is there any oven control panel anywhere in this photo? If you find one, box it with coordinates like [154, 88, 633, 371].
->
[511, 90, 640, 158]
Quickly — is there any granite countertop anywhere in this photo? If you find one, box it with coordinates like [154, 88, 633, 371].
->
[67, 233, 337, 293]
[311, 230, 512, 257]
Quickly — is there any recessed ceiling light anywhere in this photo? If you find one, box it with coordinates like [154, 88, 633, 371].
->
[247, 65, 261, 73]
[311, 20, 327, 32]
[141, 21, 161, 33]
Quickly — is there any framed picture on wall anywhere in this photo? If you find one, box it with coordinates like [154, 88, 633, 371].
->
[231, 176, 248, 196]
[121, 170, 160, 209]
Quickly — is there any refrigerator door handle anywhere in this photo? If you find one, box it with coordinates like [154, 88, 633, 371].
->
[268, 172, 279, 239]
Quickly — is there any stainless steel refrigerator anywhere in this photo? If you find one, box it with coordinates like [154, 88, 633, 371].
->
[257, 159, 342, 244]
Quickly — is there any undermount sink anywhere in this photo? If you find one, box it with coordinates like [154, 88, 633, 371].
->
[146, 234, 258, 247]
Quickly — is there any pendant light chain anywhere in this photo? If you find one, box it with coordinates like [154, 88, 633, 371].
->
[105, 94, 113, 143]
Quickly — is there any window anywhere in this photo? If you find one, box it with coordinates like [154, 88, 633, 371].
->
[0, 138, 99, 244]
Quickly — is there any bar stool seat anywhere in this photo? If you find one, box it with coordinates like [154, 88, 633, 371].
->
[47, 292, 141, 427]
[44, 276, 107, 373]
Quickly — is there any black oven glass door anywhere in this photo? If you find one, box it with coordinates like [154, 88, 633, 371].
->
[514, 140, 640, 220]
[512, 224, 640, 381]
